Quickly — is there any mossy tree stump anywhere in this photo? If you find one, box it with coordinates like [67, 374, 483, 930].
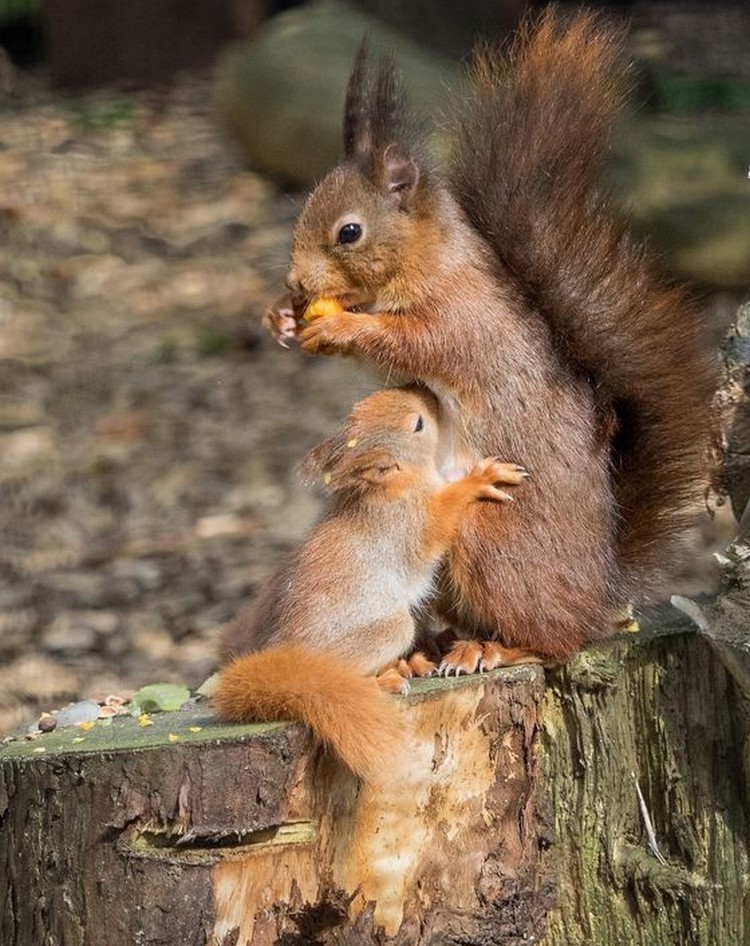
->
[1, 610, 749, 944]
[0, 665, 550, 945]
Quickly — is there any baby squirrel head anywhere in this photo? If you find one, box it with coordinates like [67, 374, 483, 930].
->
[301, 386, 441, 495]
[287, 43, 438, 309]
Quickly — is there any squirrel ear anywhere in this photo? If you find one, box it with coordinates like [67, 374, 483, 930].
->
[359, 461, 401, 486]
[380, 143, 420, 207]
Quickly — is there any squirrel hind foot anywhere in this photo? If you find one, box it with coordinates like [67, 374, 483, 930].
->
[407, 651, 439, 678]
[376, 666, 411, 696]
[375, 650, 439, 693]
[439, 639, 485, 676]
[439, 639, 546, 676]
[478, 642, 545, 671]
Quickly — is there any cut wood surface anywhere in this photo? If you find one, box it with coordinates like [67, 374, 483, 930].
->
[0, 664, 549, 945]
[1, 609, 748, 945]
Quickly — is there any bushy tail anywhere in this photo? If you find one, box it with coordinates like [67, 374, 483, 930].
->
[450, 7, 716, 587]
[213, 646, 403, 781]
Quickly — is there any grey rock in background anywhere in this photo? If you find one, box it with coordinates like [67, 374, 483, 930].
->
[215, 0, 457, 187]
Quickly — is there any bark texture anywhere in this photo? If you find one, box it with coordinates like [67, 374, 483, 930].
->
[0, 665, 549, 946]
[541, 610, 749, 946]
[2, 613, 748, 944]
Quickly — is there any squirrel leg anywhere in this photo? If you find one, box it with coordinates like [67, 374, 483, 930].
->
[424, 458, 526, 558]
[299, 310, 451, 378]
[263, 290, 306, 346]
[407, 651, 439, 677]
[351, 611, 416, 677]
[375, 651, 438, 692]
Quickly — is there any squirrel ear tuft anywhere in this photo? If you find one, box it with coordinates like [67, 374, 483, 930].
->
[299, 434, 343, 488]
[380, 143, 420, 207]
[344, 39, 372, 162]
[343, 40, 425, 204]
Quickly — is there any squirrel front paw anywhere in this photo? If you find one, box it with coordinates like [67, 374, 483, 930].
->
[263, 291, 306, 347]
[467, 458, 529, 501]
[299, 311, 368, 356]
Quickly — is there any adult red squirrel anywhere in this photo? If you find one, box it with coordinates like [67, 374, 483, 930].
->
[214, 386, 528, 779]
[264, 9, 716, 669]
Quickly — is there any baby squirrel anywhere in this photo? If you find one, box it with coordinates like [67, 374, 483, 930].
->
[214, 386, 527, 780]
[264, 9, 716, 667]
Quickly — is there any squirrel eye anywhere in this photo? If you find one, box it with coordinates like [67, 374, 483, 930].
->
[414, 415, 425, 433]
[337, 222, 363, 245]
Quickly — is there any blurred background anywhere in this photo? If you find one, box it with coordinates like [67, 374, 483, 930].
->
[0, 0, 747, 734]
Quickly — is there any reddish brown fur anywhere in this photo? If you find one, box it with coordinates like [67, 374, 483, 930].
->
[215, 387, 524, 777]
[213, 646, 403, 781]
[269, 8, 716, 660]
[450, 11, 717, 588]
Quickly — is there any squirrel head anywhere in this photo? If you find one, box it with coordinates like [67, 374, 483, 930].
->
[287, 43, 438, 309]
[301, 386, 441, 495]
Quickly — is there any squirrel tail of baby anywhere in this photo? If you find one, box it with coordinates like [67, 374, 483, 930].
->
[450, 7, 717, 591]
[212, 645, 404, 781]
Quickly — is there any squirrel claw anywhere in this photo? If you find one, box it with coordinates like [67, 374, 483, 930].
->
[376, 667, 411, 696]
[440, 640, 544, 676]
[439, 639, 484, 676]
[408, 651, 439, 677]
[263, 292, 305, 345]
[480, 642, 545, 671]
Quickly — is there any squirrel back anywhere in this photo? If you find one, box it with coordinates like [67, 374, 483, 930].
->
[448, 8, 717, 587]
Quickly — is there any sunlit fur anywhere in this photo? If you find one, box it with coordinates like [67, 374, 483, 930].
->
[215, 388, 524, 778]
[285, 8, 716, 660]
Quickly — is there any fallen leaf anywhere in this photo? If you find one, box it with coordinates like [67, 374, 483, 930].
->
[129, 683, 191, 715]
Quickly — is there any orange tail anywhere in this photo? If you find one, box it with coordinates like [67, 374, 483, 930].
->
[212, 645, 404, 781]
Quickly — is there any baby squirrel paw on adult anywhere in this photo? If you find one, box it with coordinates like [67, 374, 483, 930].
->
[469, 458, 529, 501]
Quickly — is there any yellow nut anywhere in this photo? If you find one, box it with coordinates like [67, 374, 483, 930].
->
[303, 297, 344, 322]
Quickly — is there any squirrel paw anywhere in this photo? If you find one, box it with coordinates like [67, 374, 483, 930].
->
[376, 666, 411, 696]
[467, 458, 528, 502]
[478, 642, 545, 671]
[263, 291, 305, 347]
[299, 311, 367, 356]
[407, 651, 439, 678]
[439, 639, 485, 676]
[440, 640, 544, 676]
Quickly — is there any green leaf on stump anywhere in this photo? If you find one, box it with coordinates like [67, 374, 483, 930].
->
[129, 683, 191, 715]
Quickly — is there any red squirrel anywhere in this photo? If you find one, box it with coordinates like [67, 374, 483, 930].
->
[214, 386, 528, 779]
[263, 9, 717, 669]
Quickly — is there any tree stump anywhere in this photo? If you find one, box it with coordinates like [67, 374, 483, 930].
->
[0, 664, 550, 945]
[2, 608, 749, 944]
[542, 608, 749, 946]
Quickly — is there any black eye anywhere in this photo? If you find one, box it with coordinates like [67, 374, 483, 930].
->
[414, 415, 424, 433]
[337, 222, 362, 245]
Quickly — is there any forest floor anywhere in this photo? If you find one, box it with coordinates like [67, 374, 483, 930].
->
[0, 69, 735, 735]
